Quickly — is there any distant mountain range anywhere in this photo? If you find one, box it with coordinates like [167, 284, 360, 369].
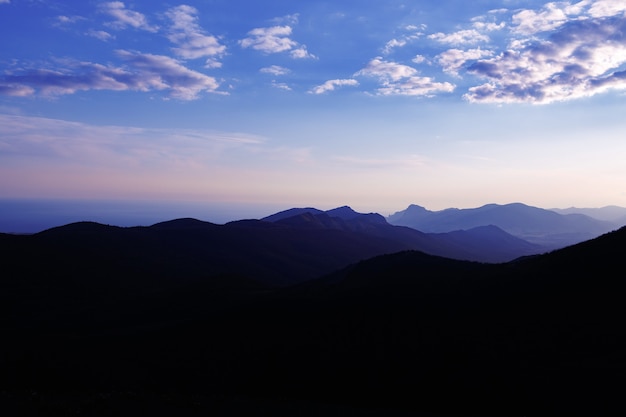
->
[262, 205, 546, 264]
[550, 205, 626, 223]
[2, 203, 626, 416]
[387, 202, 619, 248]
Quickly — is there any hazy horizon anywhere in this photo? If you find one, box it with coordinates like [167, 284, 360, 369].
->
[2, 197, 624, 234]
[2, 1, 626, 220]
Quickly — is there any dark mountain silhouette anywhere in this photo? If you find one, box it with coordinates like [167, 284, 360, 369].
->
[388, 202, 617, 248]
[4, 218, 406, 288]
[2, 215, 626, 416]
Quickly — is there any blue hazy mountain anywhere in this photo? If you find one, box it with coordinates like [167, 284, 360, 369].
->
[263, 205, 545, 263]
[387, 202, 617, 248]
[550, 205, 626, 224]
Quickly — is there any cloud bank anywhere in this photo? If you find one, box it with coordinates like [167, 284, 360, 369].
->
[466, 14, 626, 104]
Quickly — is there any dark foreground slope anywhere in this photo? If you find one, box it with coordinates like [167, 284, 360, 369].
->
[2, 226, 626, 416]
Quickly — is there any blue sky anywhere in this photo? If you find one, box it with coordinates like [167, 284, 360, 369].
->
[2, 0, 626, 223]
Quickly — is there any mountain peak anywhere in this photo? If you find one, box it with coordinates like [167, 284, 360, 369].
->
[262, 207, 323, 222]
[325, 206, 359, 219]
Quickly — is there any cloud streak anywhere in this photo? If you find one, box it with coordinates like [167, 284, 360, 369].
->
[309, 79, 358, 94]
[0, 52, 222, 100]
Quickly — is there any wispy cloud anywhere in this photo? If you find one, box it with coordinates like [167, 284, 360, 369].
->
[54, 15, 86, 26]
[428, 29, 489, 45]
[382, 25, 425, 54]
[0, 114, 277, 198]
[0, 114, 265, 164]
[510, 2, 573, 35]
[99, 1, 158, 32]
[86, 29, 115, 41]
[260, 65, 290, 76]
[0, 84, 35, 97]
[271, 81, 292, 91]
[165, 5, 226, 67]
[309, 79, 358, 94]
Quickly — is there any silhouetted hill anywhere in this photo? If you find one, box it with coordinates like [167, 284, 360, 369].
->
[388, 202, 617, 248]
[6, 218, 422, 288]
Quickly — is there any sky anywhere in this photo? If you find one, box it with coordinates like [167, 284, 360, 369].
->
[2, 0, 626, 229]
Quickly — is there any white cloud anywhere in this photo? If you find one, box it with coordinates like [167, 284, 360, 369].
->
[383, 38, 408, 54]
[240, 26, 297, 53]
[428, 29, 489, 45]
[465, 15, 626, 104]
[99, 1, 158, 32]
[511, 3, 571, 35]
[290, 45, 316, 59]
[588, 0, 626, 18]
[309, 79, 358, 94]
[437, 48, 493, 75]
[0, 0, 10, 4]
[165, 5, 226, 61]
[355, 58, 454, 97]
[355, 57, 418, 81]
[260, 65, 290, 76]
[239, 24, 315, 59]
